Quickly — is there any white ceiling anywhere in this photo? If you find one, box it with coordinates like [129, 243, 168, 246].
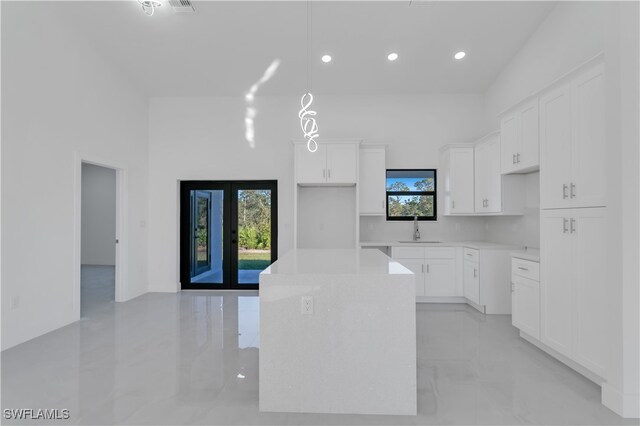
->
[54, 1, 556, 97]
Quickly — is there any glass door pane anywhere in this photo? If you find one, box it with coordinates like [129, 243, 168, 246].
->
[236, 189, 272, 285]
[190, 190, 224, 285]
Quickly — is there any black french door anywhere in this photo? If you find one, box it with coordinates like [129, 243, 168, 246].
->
[180, 180, 277, 290]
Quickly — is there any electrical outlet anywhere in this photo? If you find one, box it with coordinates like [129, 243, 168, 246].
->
[10, 296, 19, 310]
[301, 296, 314, 315]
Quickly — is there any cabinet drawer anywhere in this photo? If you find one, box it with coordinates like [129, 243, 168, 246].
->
[512, 258, 540, 281]
[392, 246, 425, 259]
[424, 247, 455, 259]
[463, 248, 479, 263]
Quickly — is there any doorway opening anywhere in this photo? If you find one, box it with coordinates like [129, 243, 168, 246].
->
[180, 181, 278, 290]
[80, 163, 117, 316]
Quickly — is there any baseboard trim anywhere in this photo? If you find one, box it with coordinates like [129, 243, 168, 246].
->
[602, 383, 640, 418]
[519, 331, 605, 385]
[416, 296, 466, 304]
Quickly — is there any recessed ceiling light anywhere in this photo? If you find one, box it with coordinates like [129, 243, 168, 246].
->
[387, 52, 399, 61]
[454, 51, 466, 60]
[321, 55, 332, 63]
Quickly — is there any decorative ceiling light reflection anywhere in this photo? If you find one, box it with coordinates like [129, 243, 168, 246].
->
[299, 0, 320, 153]
[139, 0, 162, 16]
[244, 60, 281, 148]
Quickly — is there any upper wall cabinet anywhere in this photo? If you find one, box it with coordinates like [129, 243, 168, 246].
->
[440, 145, 475, 215]
[359, 146, 386, 215]
[500, 97, 539, 174]
[474, 133, 525, 215]
[540, 62, 605, 209]
[295, 142, 359, 186]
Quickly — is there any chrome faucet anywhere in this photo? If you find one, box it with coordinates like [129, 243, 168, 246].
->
[413, 216, 421, 241]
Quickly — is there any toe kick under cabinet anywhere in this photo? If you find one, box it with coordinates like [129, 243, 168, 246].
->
[462, 247, 513, 314]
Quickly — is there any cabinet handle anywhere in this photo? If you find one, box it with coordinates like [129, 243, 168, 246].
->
[328, 169, 331, 179]
[517, 153, 521, 163]
[474, 268, 477, 278]
[323, 169, 326, 179]
[466, 253, 473, 257]
[517, 266, 529, 271]
[426, 264, 430, 273]
[563, 218, 569, 233]
[570, 218, 576, 233]
[562, 184, 568, 199]
[512, 153, 516, 164]
[511, 283, 515, 293]
[570, 182, 576, 199]
[421, 264, 424, 273]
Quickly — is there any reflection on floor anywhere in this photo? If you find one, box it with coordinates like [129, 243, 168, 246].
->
[1, 293, 634, 425]
[81, 265, 115, 316]
[192, 269, 261, 285]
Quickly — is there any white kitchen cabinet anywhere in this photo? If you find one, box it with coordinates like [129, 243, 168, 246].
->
[540, 62, 605, 209]
[511, 257, 540, 340]
[462, 247, 513, 314]
[463, 259, 480, 305]
[295, 142, 358, 185]
[359, 147, 386, 215]
[500, 97, 539, 174]
[440, 145, 474, 215]
[425, 259, 456, 297]
[391, 246, 457, 299]
[540, 207, 607, 377]
[474, 133, 503, 213]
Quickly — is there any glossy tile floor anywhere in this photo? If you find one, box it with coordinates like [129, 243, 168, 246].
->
[80, 265, 115, 316]
[2, 291, 636, 425]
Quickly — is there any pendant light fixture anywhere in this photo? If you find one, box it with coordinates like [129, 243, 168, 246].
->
[139, 0, 162, 16]
[298, 1, 320, 153]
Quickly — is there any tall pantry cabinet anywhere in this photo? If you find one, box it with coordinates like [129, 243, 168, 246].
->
[539, 60, 607, 378]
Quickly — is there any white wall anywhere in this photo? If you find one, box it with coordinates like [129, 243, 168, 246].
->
[480, 1, 639, 416]
[81, 164, 116, 265]
[1, 3, 149, 350]
[148, 94, 488, 292]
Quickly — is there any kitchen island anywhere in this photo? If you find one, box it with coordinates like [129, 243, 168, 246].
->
[259, 248, 416, 415]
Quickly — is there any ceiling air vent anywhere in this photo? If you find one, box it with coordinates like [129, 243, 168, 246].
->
[169, 0, 196, 14]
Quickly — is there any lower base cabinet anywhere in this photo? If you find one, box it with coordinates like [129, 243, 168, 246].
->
[425, 259, 456, 297]
[392, 247, 457, 298]
[511, 257, 541, 340]
[463, 260, 480, 304]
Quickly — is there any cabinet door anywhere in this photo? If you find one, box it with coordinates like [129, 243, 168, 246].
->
[425, 259, 456, 297]
[540, 83, 572, 209]
[327, 144, 357, 184]
[540, 210, 573, 357]
[571, 64, 606, 208]
[512, 275, 540, 339]
[359, 149, 386, 215]
[463, 260, 480, 305]
[296, 144, 327, 184]
[450, 148, 475, 213]
[501, 113, 519, 174]
[518, 99, 539, 172]
[572, 207, 607, 376]
[474, 142, 488, 212]
[484, 135, 502, 213]
[398, 259, 425, 297]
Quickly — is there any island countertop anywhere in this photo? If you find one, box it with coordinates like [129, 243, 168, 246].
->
[260, 248, 413, 276]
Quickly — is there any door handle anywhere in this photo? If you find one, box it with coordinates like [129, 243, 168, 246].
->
[570, 182, 576, 199]
[570, 218, 576, 233]
[562, 184, 568, 199]
[232, 239, 237, 244]
[563, 218, 569, 233]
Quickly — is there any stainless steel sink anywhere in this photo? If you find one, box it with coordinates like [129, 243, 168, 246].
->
[397, 240, 442, 244]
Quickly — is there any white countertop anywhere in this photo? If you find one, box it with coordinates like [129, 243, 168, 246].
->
[261, 248, 413, 275]
[510, 248, 540, 262]
[359, 240, 522, 250]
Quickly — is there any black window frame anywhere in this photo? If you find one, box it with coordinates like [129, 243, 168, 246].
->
[385, 169, 437, 221]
